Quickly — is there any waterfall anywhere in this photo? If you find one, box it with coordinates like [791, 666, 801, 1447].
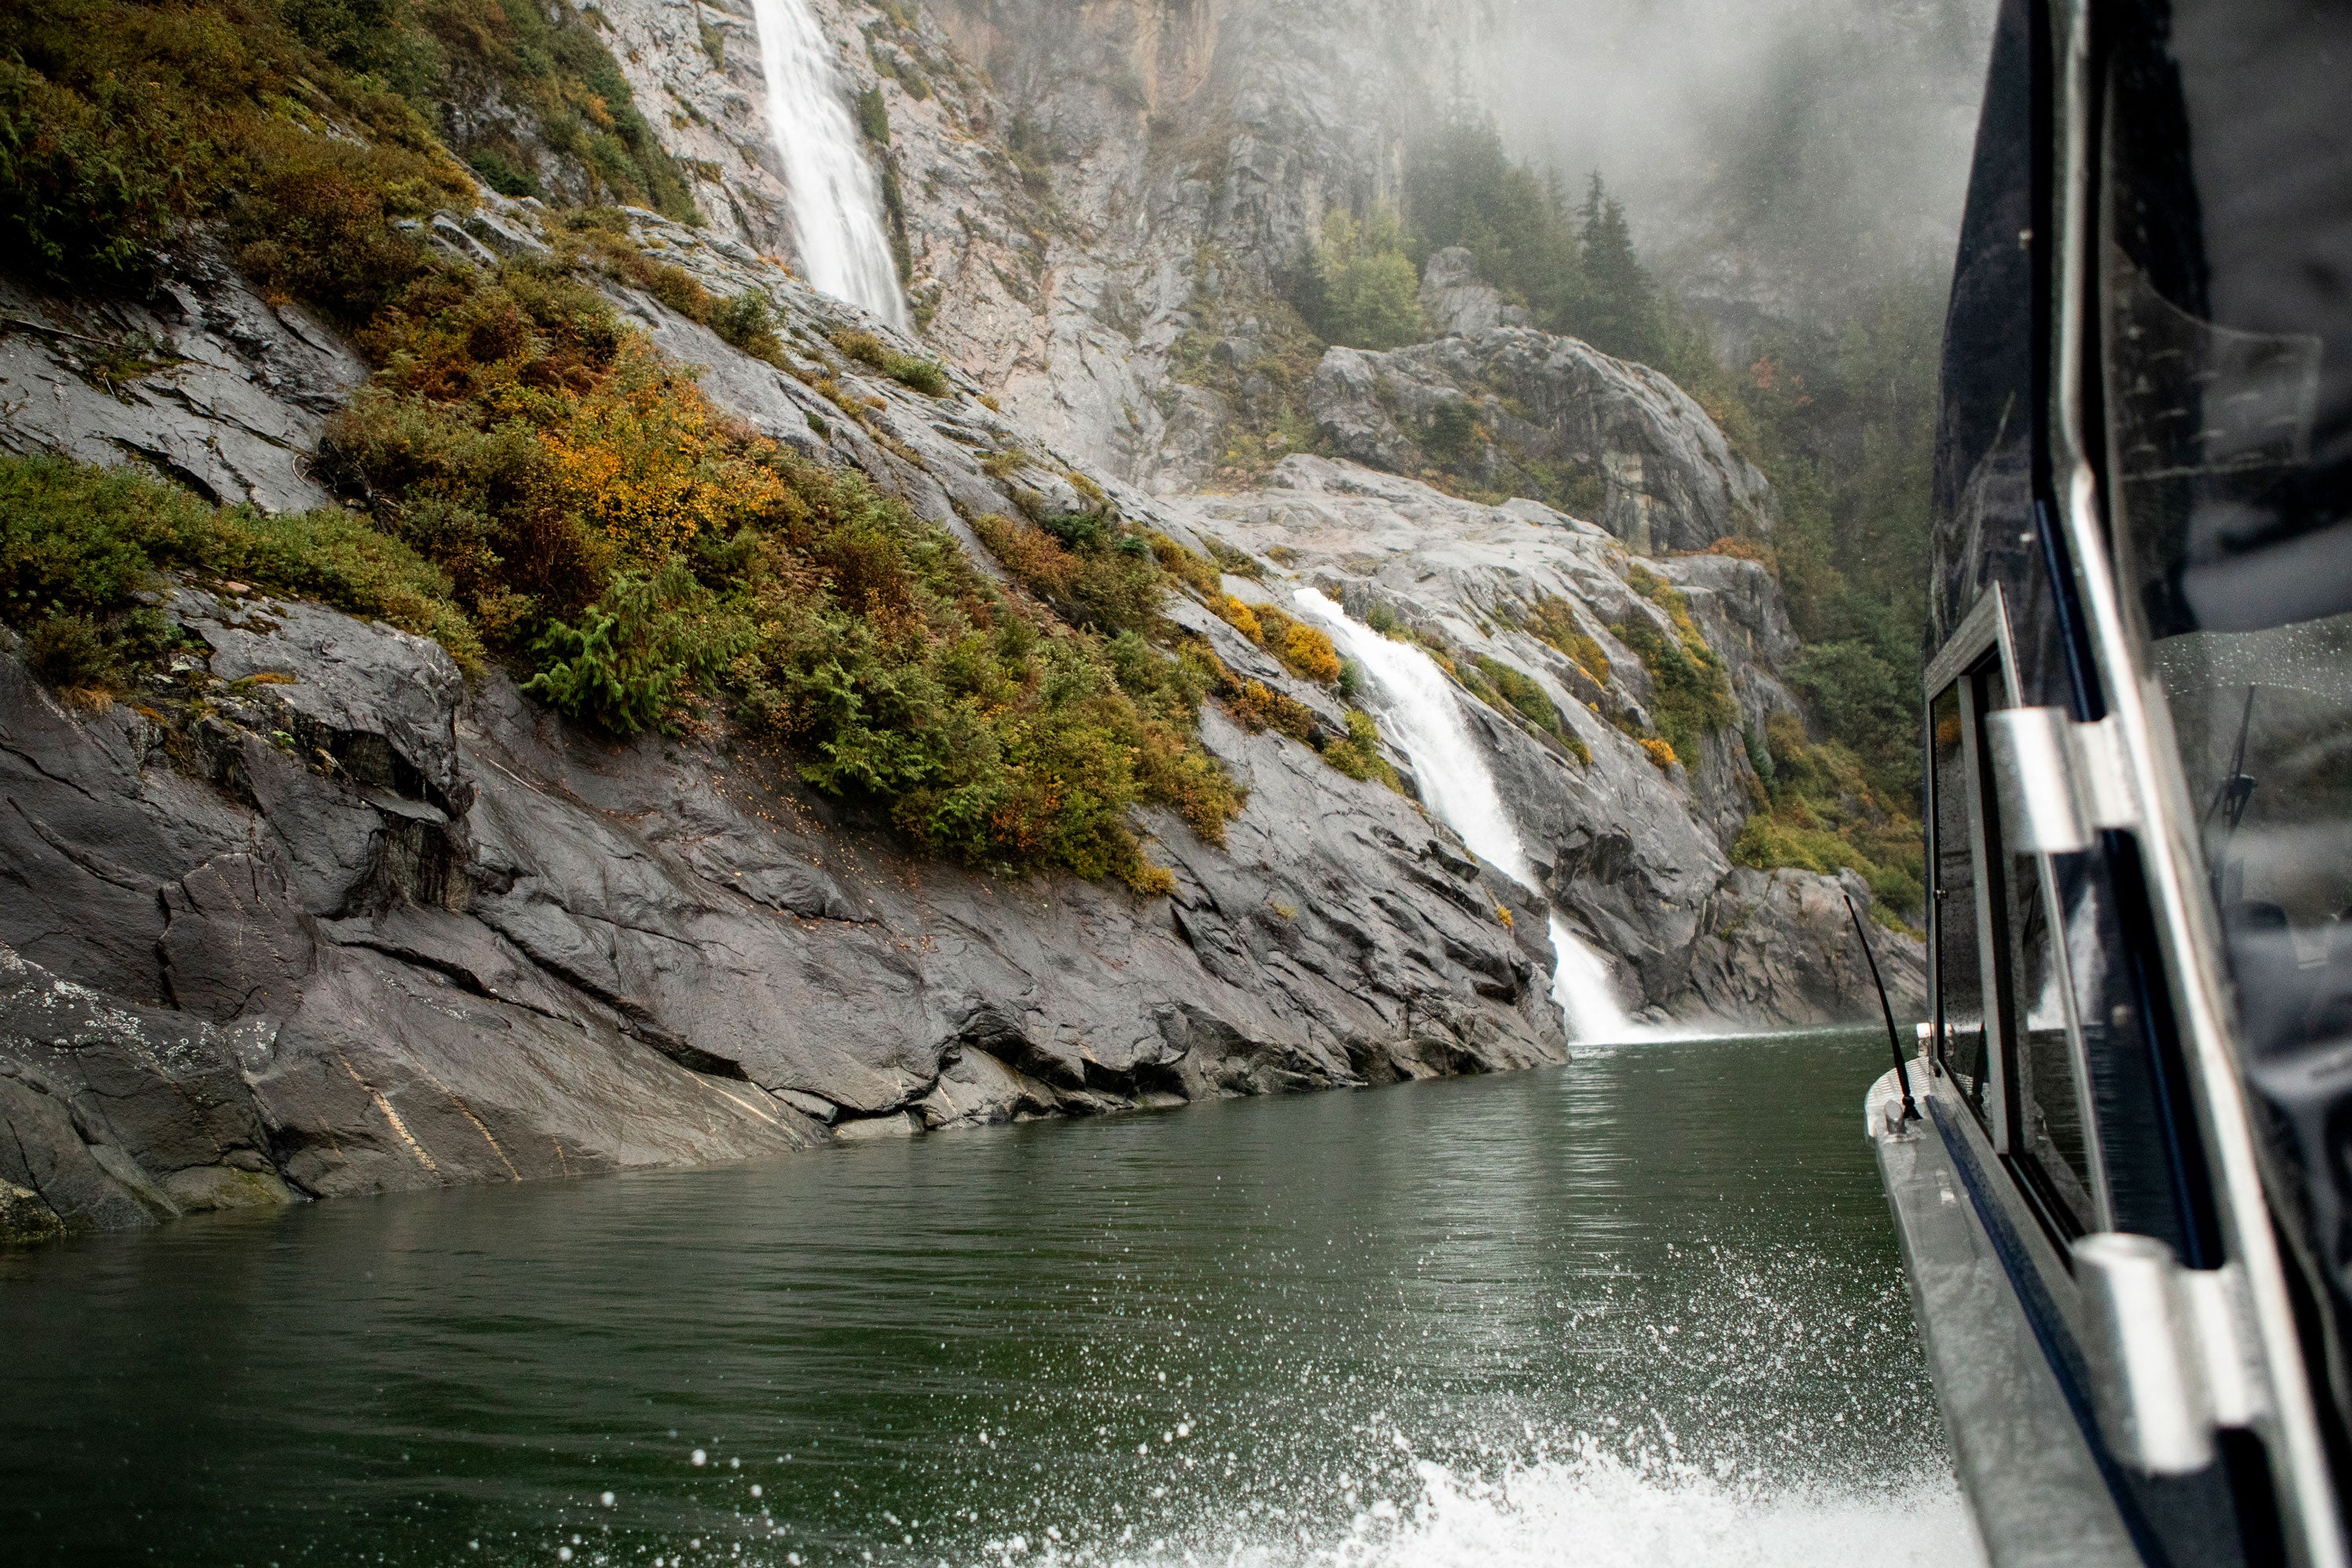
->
[748, 0, 910, 329]
[1293, 590, 1640, 1044]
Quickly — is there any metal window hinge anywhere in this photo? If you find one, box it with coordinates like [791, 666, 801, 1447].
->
[1984, 709, 2138, 854]
[2076, 1232, 2271, 1475]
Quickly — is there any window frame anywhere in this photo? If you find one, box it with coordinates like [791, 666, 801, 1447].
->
[1926, 583, 2115, 1247]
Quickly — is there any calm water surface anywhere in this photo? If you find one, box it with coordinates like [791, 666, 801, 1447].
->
[0, 1029, 1979, 1566]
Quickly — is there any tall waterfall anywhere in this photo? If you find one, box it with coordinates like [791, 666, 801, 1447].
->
[1294, 589, 1639, 1044]
[749, 0, 909, 329]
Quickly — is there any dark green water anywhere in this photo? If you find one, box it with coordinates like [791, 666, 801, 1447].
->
[0, 1029, 1977, 1567]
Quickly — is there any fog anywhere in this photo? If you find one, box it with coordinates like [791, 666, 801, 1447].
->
[1470, 0, 1998, 325]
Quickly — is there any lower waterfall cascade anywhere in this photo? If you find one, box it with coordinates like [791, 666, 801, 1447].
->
[747, 0, 910, 329]
[1293, 589, 1641, 1044]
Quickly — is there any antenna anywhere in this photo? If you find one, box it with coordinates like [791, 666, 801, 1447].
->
[2202, 684, 2259, 904]
[1846, 891, 1918, 1123]
[2204, 684, 2259, 832]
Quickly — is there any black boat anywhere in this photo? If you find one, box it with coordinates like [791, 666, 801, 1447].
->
[1870, 2, 2352, 1563]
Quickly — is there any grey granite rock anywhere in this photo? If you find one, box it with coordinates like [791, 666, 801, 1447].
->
[1168, 456, 1923, 1025]
[1420, 248, 1533, 337]
[0, 250, 365, 511]
[1308, 331, 1773, 554]
[0, 945, 295, 1232]
[0, 565, 1570, 1232]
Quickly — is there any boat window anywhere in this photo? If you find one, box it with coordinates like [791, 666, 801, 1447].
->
[1985, 722, 2101, 1238]
[2100, 0, 2352, 1415]
[2100, 0, 2352, 1062]
[1930, 0, 2037, 641]
[1932, 681, 1992, 1127]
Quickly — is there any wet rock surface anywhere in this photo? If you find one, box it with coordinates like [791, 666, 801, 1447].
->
[1418, 247, 1534, 338]
[0, 573, 1567, 1232]
[0, 252, 366, 514]
[1169, 456, 1922, 1026]
[1308, 328, 1773, 555]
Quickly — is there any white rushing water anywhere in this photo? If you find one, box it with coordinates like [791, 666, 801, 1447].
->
[1293, 589, 1641, 1044]
[975, 1451, 1981, 1568]
[748, 0, 909, 328]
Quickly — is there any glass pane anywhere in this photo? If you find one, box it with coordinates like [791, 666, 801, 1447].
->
[1933, 683, 1990, 1123]
[2001, 799, 2100, 1233]
[2156, 630, 2352, 1055]
[2050, 854, 2190, 1245]
[2102, 0, 2352, 1064]
[2100, 0, 2352, 1433]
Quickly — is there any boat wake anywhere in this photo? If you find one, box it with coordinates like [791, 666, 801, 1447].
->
[946, 1446, 1979, 1568]
[1345, 1453, 1976, 1568]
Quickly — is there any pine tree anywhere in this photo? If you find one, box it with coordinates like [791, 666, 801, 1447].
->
[1402, 121, 1584, 331]
[1577, 172, 1661, 365]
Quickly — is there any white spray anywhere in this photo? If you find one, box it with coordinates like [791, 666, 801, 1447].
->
[1294, 590, 1639, 1044]
[748, 0, 910, 329]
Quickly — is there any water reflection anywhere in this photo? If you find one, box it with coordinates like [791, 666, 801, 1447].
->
[0, 1029, 1976, 1566]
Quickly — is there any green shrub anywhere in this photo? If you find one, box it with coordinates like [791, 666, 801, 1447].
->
[1199, 535, 1262, 581]
[1145, 532, 1220, 596]
[1319, 708, 1399, 789]
[519, 563, 745, 735]
[1522, 597, 1610, 682]
[1733, 815, 1922, 913]
[711, 292, 785, 363]
[413, 0, 700, 223]
[732, 480, 1240, 884]
[1611, 612, 1733, 757]
[1610, 570, 1735, 760]
[829, 328, 949, 395]
[0, 0, 474, 307]
[0, 60, 183, 287]
[1472, 655, 1562, 734]
[468, 149, 539, 199]
[0, 452, 482, 671]
[1220, 673, 1317, 743]
[1256, 604, 1342, 684]
[228, 143, 442, 325]
[1313, 206, 1425, 350]
[973, 511, 1163, 636]
[21, 613, 120, 690]
[1735, 709, 1925, 922]
[855, 86, 891, 146]
[1425, 399, 1481, 462]
[1787, 638, 1909, 778]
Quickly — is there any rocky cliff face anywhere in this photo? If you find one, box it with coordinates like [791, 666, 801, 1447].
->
[0, 0, 1922, 1242]
[583, 0, 1058, 398]
[1166, 456, 1918, 1022]
[0, 196, 1584, 1240]
[580, 0, 1759, 532]
[0, 572, 1566, 1235]
[1310, 307, 1776, 554]
[0, 255, 365, 514]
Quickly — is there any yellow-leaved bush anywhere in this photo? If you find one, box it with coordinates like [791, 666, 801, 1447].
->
[0, 0, 1251, 895]
[310, 264, 1247, 892]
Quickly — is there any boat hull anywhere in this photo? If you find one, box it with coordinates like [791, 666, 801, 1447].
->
[1870, 1067, 2142, 1567]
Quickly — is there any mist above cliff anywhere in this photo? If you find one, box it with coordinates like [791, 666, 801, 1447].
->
[1474, 0, 1996, 319]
